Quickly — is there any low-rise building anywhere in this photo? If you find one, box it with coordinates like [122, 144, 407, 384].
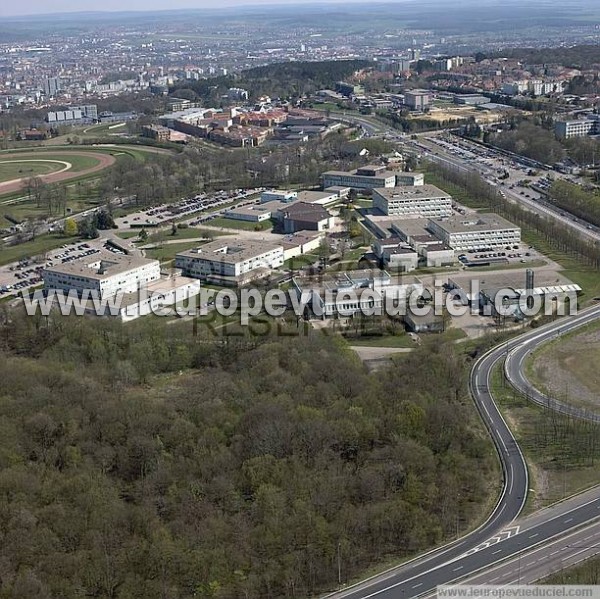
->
[372, 185, 453, 218]
[404, 312, 445, 333]
[43, 253, 161, 298]
[322, 165, 397, 191]
[175, 240, 284, 287]
[281, 231, 324, 261]
[295, 190, 340, 207]
[427, 214, 521, 251]
[293, 270, 424, 319]
[141, 124, 171, 141]
[260, 189, 298, 203]
[224, 205, 273, 223]
[281, 202, 334, 233]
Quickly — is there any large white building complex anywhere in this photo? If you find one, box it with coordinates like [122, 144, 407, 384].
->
[43, 254, 161, 298]
[175, 239, 284, 286]
[427, 214, 521, 251]
[372, 185, 453, 218]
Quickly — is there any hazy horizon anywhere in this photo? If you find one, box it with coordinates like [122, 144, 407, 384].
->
[1, 0, 409, 19]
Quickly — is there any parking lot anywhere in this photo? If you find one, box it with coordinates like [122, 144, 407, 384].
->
[115, 188, 265, 230]
[457, 242, 542, 267]
[0, 241, 102, 297]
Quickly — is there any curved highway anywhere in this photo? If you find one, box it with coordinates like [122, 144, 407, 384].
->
[505, 305, 600, 423]
[325, 305, 600, 599]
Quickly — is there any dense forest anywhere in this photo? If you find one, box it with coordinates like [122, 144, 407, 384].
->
[94, 134, 392, 207]
[488, 45, 600, 70]
[486, 121, 565, 165]
[170, 60, 372, 105]
[0, 310, 497, 598]
[547, 180, 600, 227]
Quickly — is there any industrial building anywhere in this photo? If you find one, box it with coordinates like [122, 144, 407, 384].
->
[46, 104, 98, 124]
[372, 185, 453, 218]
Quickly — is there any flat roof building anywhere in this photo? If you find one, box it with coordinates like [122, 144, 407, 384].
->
[293, 269, 423, 319]
[43, 253, 161, 299]
[404, 90, 431, 111]
[555, 118, 600, 140]
[373, 185, 453, 218]
[427, 214, 521, 251]
[175, 239, 284, 286]
[225, 205, 273, 223]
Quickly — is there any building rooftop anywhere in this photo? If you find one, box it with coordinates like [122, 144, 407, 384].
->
[226, 205, 273, 217]
[430, 213, 519, 233]
[390, 218, 432, 238]
[323, 168, 397, 179]
[177, 239, 282, 264]
[44, 252, 157, 281]
[281, 202, 330, 223]
[374, 184, 451, 201]
[296, 190, 337, 203]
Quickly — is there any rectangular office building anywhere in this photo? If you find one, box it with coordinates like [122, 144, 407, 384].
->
[373, 185, 452, 218]
[427, 214, 521, 251]
[175, 240, 284, 286]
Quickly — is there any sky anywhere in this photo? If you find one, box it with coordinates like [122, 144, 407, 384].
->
[0, 0, 384, 18]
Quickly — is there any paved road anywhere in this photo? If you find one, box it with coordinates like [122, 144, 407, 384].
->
[505, 307, 600, 423]
[324, 307, 600, 599]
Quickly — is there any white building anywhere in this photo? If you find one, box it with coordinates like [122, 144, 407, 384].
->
[260, 189, 298, 203]
[293, 270, 424, 319]
[373, 185, 453, 218]
[43, 254, 161, 298]
[427, 214, 521, 251]
[225, 205, 273, 222]
[396, 172, 424, 186]
[555, 118, 600, 140]
[322, 166, 397, 191]
[175, 240, 284, 286]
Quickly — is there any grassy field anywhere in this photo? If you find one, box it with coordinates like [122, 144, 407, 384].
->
[542, 555, 600, 584]
[347, 327, 466, 348]
[525, 319, 600, 415]
[0, 151, 101, 173]
[491, 364, 600, 513]
[0, 160, 64, 182]
[0, 233, 76, 266]
[284, 253, 320, 270]
[147, 227, 220, 243]
[209, 217, 273, 231]
[144, 240, 206, 263]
